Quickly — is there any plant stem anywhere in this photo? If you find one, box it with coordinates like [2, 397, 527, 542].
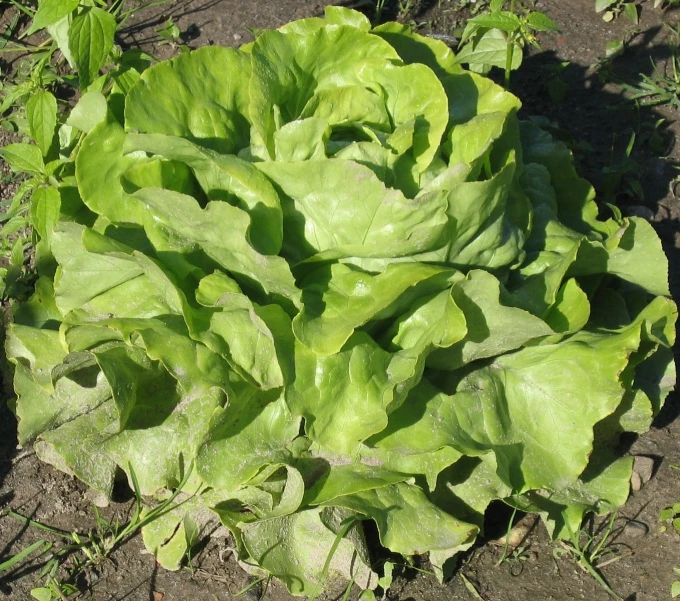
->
[496, 505, 518, 566]
[48, 576, 69, 601]
[504, 0, 518, 89]
[504, 43, 514, 90]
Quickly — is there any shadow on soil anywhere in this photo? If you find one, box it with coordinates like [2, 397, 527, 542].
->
[117, 0, 224, 48]
[0, 359, 17, 505]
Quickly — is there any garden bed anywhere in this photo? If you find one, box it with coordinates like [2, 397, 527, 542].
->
[1, 1, 680, 600]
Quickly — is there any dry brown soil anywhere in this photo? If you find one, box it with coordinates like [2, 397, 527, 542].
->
[1, 1, 680, 600]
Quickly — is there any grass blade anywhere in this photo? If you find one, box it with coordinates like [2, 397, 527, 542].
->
[460, 573, 484, 599]
[5, 510, 72, 537]
[0, 13, 20, 50]
[0, 539, 51, 572]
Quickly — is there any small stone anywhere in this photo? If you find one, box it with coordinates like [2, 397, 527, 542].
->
[633, 455, 655, 486]
[233, 33, 242, 41]
[623, 520, 648, 538]
[212, 525, 230, 539]
[495, 523, 531, 548]
[630, 471, 642, 492]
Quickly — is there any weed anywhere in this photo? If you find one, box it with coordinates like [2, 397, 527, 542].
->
[595, 0, 639, 24]
[0, 463, 196, 599]
[553, 512, 622, 600]
[494, 506, 532, 576]
[495, 505, 520, 567]
[0, 0, 173, 301]
[357, 560, 395, 600]
[353, 0, 420, 23]
[659, 502, 680, 534]
[542, 61, 570, 104]
[623, 24, 680, 110]
[653, 0, 680, 8]
[456, 0, 559, 89]
[157, 17, 181, 42]
[234, 575, 271, 598]
[459, 572, 484, 599]
[660, 466, 680, 597]
[602, 131, 644, 204]
[307, 516, 360, 601]
[672, 568, 680, 598]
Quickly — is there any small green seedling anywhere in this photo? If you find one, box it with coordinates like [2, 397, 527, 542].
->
[357, 561, 394, 600]
[672, 568, 680, 598]
[456, 0, 559, 88]
[595, 0, 639, 23]
[554, 513, 622, 600]
[157, 18, 181, 43]
[460, 572, 484, 599]
[659, 502, 680, 533]
[369, 0, 418, 23]
[624, 23, 680, 110]
[662, 467, 680, 597]
[542, 61, 570, 103]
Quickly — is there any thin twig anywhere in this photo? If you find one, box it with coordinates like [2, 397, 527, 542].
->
[596, 550, 635, 569]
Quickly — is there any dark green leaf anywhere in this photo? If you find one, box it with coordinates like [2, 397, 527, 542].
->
[68, 7, 117, 89]
[623, 2, 639, 23]
[526, 11, 560, 32]
[25, 90, 58, 156]
[595, 0, 619, 11]
[468, 11, 521, 33]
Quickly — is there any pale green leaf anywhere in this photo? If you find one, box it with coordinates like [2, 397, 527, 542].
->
[66, 90, 107, 133]
[125, 47, 252, 155]
[595, 0, 619, 11]
[322, 482, 477, 556]
[27, 0, 79, 35]
[257, 159, 448, 263]
[456, 28, 523, 72]
[196, 391, 300, 491]
[0, 143, 45, 175]
[293, 262, 453, 356]
[238, 508, 375, 597]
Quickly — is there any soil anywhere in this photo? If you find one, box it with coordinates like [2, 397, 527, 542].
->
[1, 1, 680, 600]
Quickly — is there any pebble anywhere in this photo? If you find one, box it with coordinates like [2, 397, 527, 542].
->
[495, 522, 531, 548]
[631, 455, 655, 491]
[233, 33, 242, 41]
[623, 520, 649, 538]
[630, 471, 642, 492]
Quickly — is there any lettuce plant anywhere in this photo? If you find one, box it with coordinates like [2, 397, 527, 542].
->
[6, 6, 676, 596]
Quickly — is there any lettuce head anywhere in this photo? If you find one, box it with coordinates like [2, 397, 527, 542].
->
[6, 6, 676, 595]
